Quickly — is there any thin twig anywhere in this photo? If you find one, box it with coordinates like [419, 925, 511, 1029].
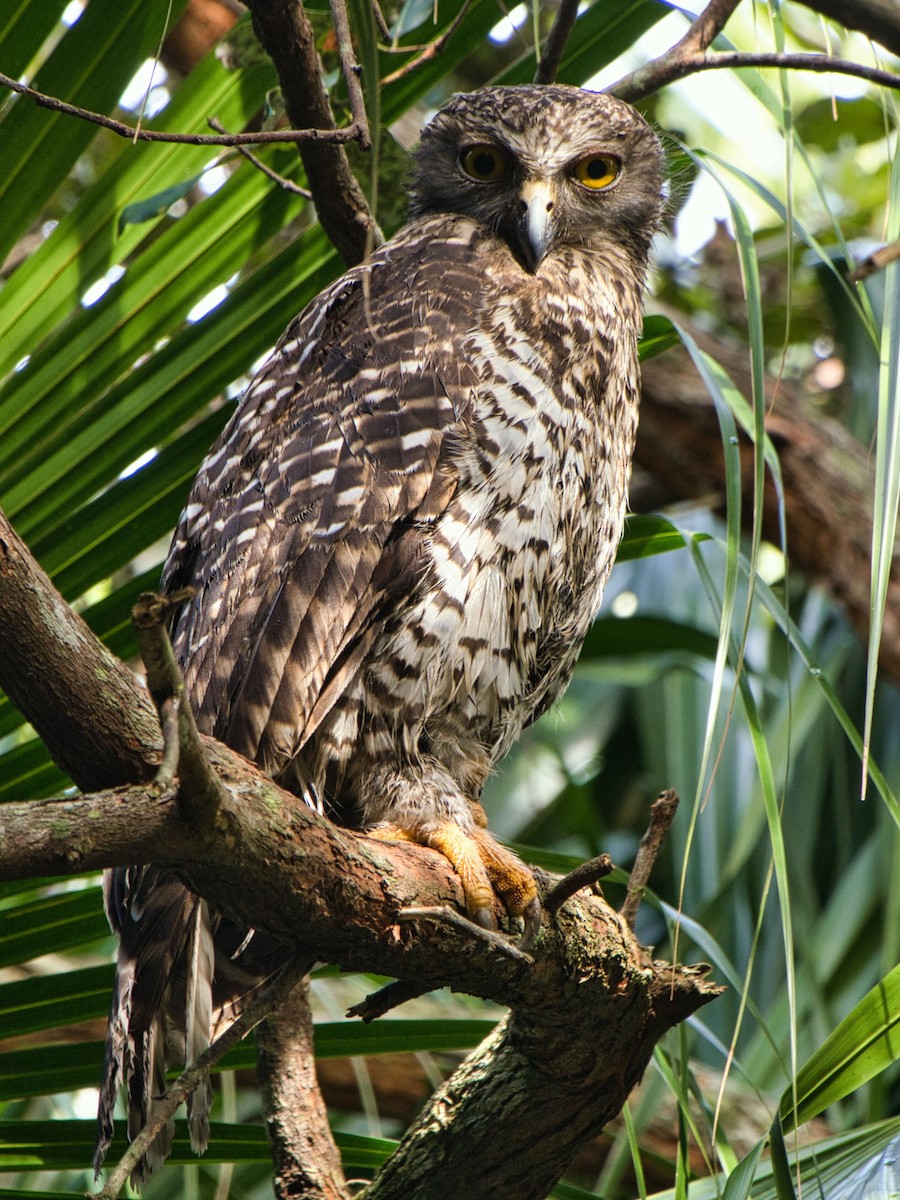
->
[544, 854, 614, 916]
[534, 0, 580, 85]
[347, 979, 430, 1022]
[329, 0, 372, 151]
[0, 70, 362, 147]
[95, 955, 312, 1200]
[398, 906, 534, 965]
[380, 0, 474, 86]
[207, 117, 313, 197]
[371, 0, 392, 42]
[154, 694, 182, 793]
[132, 592, 228, 826]
[620, 790, 679, 930]
[612, 49, 900, 103]
[850, 239, 900, 282]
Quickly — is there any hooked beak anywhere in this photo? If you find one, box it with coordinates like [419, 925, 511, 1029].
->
[514, 179, 556, 273]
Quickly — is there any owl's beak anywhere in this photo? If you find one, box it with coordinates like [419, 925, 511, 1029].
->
[515, 179, 557, 273]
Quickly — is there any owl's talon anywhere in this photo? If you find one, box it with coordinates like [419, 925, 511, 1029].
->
[518, 896, 542, 952]
[474, 906, 497, 931]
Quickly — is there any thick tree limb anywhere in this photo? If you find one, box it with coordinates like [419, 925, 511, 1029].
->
[0, 512, 160, 790]
[258, 980, 349, 1200]
[245, 0, 377, 267]
[0, 509, 718, 1200]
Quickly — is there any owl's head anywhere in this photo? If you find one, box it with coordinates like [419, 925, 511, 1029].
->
[410, 84, 665, 273]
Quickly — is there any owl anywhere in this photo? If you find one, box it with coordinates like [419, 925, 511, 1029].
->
[95, 83, 665, 1181]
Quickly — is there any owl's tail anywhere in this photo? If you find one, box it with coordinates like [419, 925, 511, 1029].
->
[93, 865, 285, 1186]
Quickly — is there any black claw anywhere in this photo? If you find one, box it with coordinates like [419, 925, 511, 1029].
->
[518, 896, 542, 953]
[473, 906, 497, 931]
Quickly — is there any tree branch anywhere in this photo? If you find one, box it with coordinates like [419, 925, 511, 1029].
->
[0, 70, 363, 147]
[258, 979, 350, 1200]
[132, 591, 229, 823]
[0, 511, 161, 790]
[0, 508, 719, 1200]
[608, 0, 900, 101]
[621, 790, 679, 929]
[208, 116, 314, 196]
[612, 49, 900, 103]
[534, 0, 580, 85]
[379, 0, 473, 88]
[245, 0, 378, 267]
[329, 0, 372, 151]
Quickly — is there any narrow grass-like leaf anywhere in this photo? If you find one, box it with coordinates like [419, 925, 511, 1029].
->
[863, 147, 900, 795]
[768, 1115, 797, 1200]
[722, 1140, 765, 1200]
[648, 1117, 900, 1200]
[0, 740, 69, 804]
[0, 0, 70, 80]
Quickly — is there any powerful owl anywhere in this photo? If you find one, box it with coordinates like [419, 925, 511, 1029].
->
[95, 83, 664, 1179]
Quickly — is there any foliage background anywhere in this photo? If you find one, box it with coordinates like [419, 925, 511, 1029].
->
[0, 0, 898, 1196]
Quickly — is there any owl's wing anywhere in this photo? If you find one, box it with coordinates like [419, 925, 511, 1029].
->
[162, 227, 481, 778]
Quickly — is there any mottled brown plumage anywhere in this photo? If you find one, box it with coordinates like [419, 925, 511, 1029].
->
[95, 84, 664, 1182]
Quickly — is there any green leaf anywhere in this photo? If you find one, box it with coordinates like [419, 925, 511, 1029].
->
[581, 615, 721, 663]
[0, 1019, 499, 1101]
[781, 963, 900, 1130]
[618, 515, 695, 563]
[0, 0, 70, 80]
[117, 172, 209, 232]
[649, 1118, 900, 1200]
[0, 51, 277, 377]
[0, 888, 108, 968]
[0, 964, 114, 1039]
[0, 0, 190, 264]
[639, 314, 681, 361]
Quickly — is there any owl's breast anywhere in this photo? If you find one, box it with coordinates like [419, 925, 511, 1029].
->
[371, 305, 638, 764]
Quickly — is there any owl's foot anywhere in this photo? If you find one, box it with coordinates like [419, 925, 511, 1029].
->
[371, 819, 541, 951]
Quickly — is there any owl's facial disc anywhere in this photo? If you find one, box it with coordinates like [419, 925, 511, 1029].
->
[514, 179, 556, 274]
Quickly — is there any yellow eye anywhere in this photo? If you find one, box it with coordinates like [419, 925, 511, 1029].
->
[573, 154, 620, 190]
[460, 144, 507, 182]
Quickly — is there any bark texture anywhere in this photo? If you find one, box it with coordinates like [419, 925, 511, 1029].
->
[258, 982, 349, 1200]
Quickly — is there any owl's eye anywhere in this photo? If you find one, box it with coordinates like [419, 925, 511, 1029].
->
[460, 144, 508, 182]
[573, 154, 620, 190]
